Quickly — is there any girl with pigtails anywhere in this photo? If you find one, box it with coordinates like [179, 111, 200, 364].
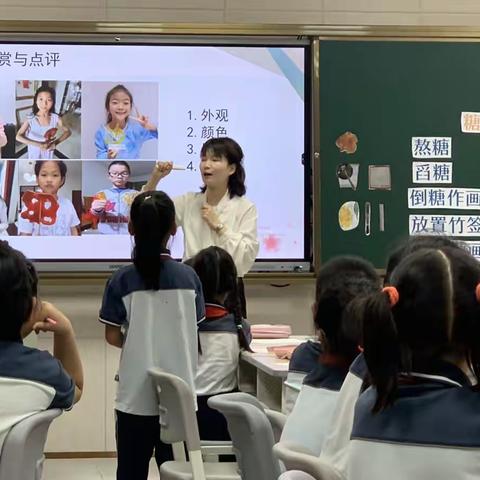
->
[347, 246, 480, 480]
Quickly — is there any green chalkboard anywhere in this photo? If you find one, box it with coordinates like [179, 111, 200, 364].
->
[320, 40, 480, 268]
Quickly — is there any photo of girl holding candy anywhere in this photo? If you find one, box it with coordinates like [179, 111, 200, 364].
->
[18, 160, 80, 236]
[16, 86, 72, 160]
[94, 84, 158, 160]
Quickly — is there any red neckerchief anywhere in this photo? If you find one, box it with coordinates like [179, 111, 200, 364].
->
[205, 303, 228, 320]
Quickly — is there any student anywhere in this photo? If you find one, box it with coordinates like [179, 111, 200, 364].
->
[95, 84, 158, 160]
[18, 160, 80, 236]
[280, 256, 380, 456]
[186, 246, 251, 441]
[16, 86, 71, 159]
[0, 241, 83, 452]
[320, 235, 464, 479]
[348, 246, 480, 480]
[90, 160, 138, 234]
[99, 190, 205, 480]
[284, 338, 322, 415]
[144, 137, 259, 315]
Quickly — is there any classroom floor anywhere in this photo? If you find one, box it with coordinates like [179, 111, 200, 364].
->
[43, 458, 160, 479]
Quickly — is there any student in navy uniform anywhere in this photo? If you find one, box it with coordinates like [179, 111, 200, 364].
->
[320, 235, 463, 478]
[348, 246, 480, 480]
[186, 246, 251, 441]
[99, 191, 205, 480]
[284, 336, 323, 414]
[280, 256, 380, 456]
[0, 241, 83, 452]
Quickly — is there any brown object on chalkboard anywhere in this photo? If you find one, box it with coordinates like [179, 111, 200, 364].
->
[336, 131, 358, 154]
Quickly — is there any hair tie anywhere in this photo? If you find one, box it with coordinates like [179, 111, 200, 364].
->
[475, 284, 480, 303]
[382, 286, 399, 307]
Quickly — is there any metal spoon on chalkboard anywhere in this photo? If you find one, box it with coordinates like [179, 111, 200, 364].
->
[337, 163, 356, 191]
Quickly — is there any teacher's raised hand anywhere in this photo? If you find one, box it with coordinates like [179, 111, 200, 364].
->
[143, 161, 173, 191]
[154, 161, 173, 179]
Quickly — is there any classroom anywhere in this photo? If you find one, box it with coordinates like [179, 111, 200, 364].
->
[1, 2, 480, 479]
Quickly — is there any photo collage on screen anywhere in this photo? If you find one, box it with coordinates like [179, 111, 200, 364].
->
[0, 80, 159, 238]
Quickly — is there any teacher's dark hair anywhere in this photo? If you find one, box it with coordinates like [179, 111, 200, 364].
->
[200, 137, 246, 198]
[130, 191, 175, 290]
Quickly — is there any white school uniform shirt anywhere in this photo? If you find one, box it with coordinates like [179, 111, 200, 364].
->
[348, 362, 480, 480]
[319, 353, 367, 480]
[174, 191, 259, 277]
[18, 195, 80, 236]
[99, 255, 205, 416]
[0, 341, 74, 454]
[195, 303, 251, 396]
[280, 362, 347, 456]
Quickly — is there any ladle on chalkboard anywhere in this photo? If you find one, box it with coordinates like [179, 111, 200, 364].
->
[337, 163, 356, 190]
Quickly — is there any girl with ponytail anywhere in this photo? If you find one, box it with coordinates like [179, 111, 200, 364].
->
[280, 256, 380, 456]
[186, 246, 251, 442]
[348, 246, 480, 480]
[99, 190, 206, 480]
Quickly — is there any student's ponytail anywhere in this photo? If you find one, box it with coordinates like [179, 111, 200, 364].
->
[226, 278, 253, 352]
[189, 246, 252, 352]
[130, 191, 175, 290]
[365, 246, 480, 412]
[444, 251, 480, 387]
[362, 290, 401, 412]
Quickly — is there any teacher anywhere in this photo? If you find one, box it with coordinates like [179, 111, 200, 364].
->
[144, 137, 259, 314]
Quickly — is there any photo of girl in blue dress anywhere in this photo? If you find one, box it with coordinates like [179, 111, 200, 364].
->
[95, 84, 158, 160]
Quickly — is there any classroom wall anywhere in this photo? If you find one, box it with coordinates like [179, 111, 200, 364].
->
[1, 0, 480, 26]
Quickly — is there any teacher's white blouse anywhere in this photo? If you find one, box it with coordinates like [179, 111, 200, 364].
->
[174, 191, 259, 277]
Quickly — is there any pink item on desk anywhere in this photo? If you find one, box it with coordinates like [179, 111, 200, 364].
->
[251, 324, 292, 339]
[267, 344, 298, 359]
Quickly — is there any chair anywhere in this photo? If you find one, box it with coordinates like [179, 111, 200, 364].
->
[0, 408, 62, 480]
[264, 408, 286, 443]
[279, 471, 317, 480]
[273, 442, 341, 480]
[208, 392, 282, 480]
[148, 368, 240, 480]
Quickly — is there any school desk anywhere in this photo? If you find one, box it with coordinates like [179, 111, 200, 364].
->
[239, 337, 307, 411]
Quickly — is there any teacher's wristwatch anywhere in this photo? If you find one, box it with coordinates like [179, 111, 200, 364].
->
[214, 223, 225, 234]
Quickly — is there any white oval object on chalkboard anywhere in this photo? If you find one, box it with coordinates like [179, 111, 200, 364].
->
[338, 201, 360, 231]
